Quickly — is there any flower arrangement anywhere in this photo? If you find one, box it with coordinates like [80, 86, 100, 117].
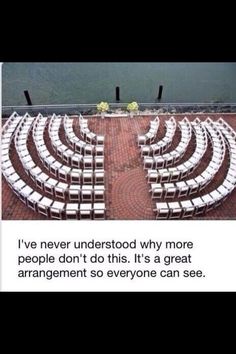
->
[127, 101, 139, 112]
[127, 102, 139, 117]
[97, 101, 109, 113]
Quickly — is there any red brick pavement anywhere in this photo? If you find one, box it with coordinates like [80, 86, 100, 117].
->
[2, 113, 236, 220]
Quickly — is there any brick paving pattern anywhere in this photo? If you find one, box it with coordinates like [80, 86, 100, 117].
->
[2, 113, 236, 220]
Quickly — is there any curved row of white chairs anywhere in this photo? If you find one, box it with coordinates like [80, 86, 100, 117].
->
[4, 163, 105, 220]
[49, 114, 104, 170]
[216, 118, 236, 187]
[143, 117, 192, 169]
[138, 116, 160, 146]
[146, 118, 208, 183]
[2, 112, 23, 182]
[154, 118, 236, 219]
[2, 112, 22, 169]
[79, 114, 104, 145]
[150, 118, 226, 199]
[2, 112, 106, 219]
[63, 115, 104, 155]
[27, 113, 105, 201]
[33, 114, 105, 185]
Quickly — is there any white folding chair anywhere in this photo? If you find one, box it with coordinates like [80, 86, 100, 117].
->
[191, 197, 206, 215]
[95, 156, 104, 169]
[84, 144, 94, 155]
[209, 190, 222, 208]
[217, 185, 229, 201]
[37, 197, 53, 217]
[44, 156, 56, 170]
[186, 179, 199, 195]
[19, 185, 33, 204]
[55, 182, 68, 200]
[160, 171, 170, 183]
[169, 168, 180, 182]
[141, 146, 151, 156]
[27, 192, 42, 211]
[93, 203, 106, 220]
[175, 181, 189, 197]
[50, 161, 63, 177]
[144, 157, 153, 170]
[68, 185, 81, 201]
[63, 149, 74, 164]
[94, 170, 105, 184]
[194, 175, 205, 190]
[83, 170, 94, 184]
[151, 144, 161, 156]
[96, 135, 104, 145]
[8, 173, 21, 186]
[70, 154, 81, 168]
[36, 172, 49, 190]
[94, 186, 105, 202]
[80, 203, 93, 219]
[177, 165, 188, 179]
[183, 161, 194, 175]
[154, 156, 165, 169]
[65, 203, 79, 219]
[86, 132, 96, 144]
[83, 156, 93, 169]
[57, 145, 68, 159]
[12, 179, 26, 196]
[222, 180, 234, 193]
[30, 166, 42, 182]
[150, 183, 163, 198]
[50, 201, 65, 219]
[44, 178, 58, 196]
[164, 183, 176, 199]
[1, 160, 12, 170]
[70, 169, 81, 184]
[95, 146, 104, 156]
[138, 135, 146, 146]
[180, 200, 195, 218]
[75, 141, 86, 154]
[58, 166, 71, 182]
[3, 166, 15, 177]
[147, 170, 158, 183]
[168, 202, 182, 219]
[201, 194, 215, 211]
[155, 202, 169, 219]
[81, 185, 93, 202]
[39, 149, 50, 161]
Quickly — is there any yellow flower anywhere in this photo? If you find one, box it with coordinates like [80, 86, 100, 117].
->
[97, 101, 109, 112]
[127, 102, 139, 112]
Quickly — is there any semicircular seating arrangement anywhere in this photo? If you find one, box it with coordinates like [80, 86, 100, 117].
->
[138, 116, 236, 219]
[150, 118, 226, 199]
[144, 117, 192, 169]
[49, 114, 104, 170]
[146, 117, 208, 183]
[2, 112, 106, 220]
[63, 114, 104, 156]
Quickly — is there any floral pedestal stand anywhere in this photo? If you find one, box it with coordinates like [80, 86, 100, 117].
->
[129, 111, 138, 118]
